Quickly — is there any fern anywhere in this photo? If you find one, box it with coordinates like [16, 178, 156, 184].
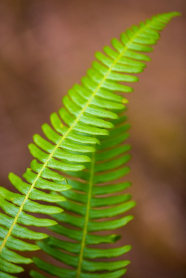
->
[29, 12, 179, 278]
[30, 115, 136, 278]
[0, 11, 179, 277]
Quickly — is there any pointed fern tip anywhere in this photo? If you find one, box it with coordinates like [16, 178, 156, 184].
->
[28, 143, 34, 150]
[169, 11, 181, 17]
[132, 201, 137, 208]
[122, 98, 129, 104]
[111, 234, 122, 243]
[86, 156, 92, 162]
[8, 172, 13, 178]
[43, 234, 49, 239]
[47, 220, 58, 226]
[126, 245, 132, 252]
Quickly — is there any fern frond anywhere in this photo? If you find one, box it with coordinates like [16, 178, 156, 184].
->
[0, 11, 179, 277]
[29, 11, 179, 278]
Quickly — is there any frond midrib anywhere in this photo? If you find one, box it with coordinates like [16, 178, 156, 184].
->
[76, 152, 95, 278]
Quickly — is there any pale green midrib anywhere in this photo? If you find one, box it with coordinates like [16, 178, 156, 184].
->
[0, 15, 161, 256]
[76, 152, 95, 278]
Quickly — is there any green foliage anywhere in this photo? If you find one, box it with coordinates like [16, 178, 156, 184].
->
[0, 10, 179, 277]
[29, 11, 179, 278]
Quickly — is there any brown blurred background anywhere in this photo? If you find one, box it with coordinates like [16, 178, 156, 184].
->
[0, 0, 185, 277]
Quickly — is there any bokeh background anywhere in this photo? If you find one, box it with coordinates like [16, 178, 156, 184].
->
[0, 0, 185, 277]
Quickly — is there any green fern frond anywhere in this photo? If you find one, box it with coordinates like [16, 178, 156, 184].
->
[0, 11, 179, 277]
[30, 115, 135, 278]
[29, 11, 179, 278]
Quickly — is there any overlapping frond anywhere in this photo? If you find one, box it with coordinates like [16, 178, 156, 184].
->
[0, 11, 179, 277]
[30, 115, 135, 278]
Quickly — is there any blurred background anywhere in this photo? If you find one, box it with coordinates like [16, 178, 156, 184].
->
[0, 0, 185, 277]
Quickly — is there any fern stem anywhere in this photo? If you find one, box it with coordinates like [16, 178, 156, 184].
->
[76, 152, 95, 277]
